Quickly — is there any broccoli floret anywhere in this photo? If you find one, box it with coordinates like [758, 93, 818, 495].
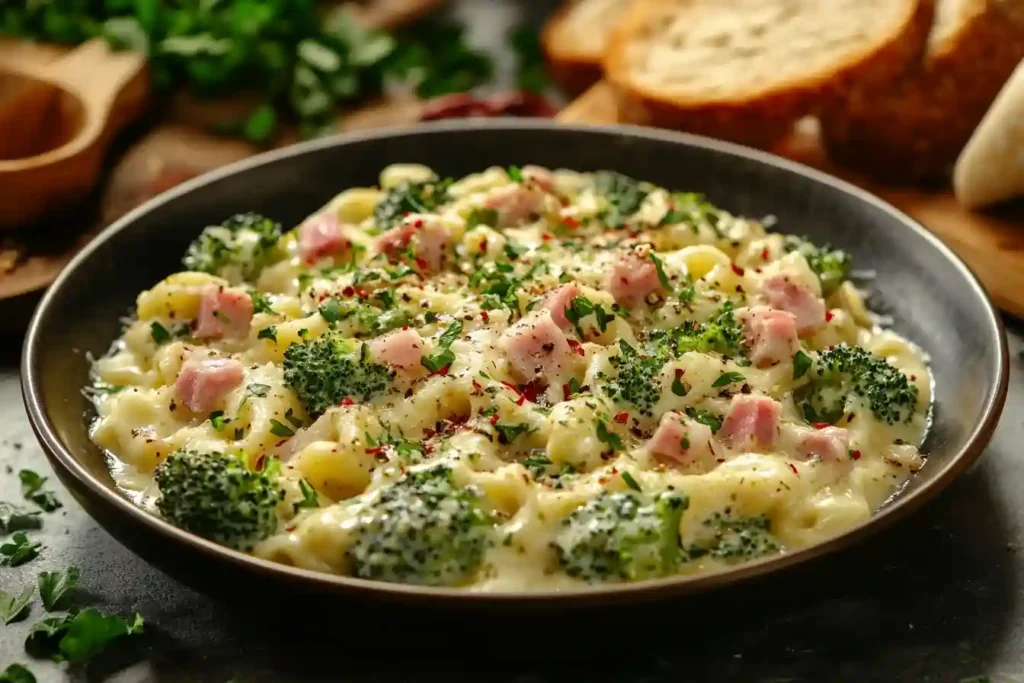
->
[154, 450, 284, 551]
[783, 235, 852, 296]
[796, 343, 919, 425]
[604, 339, 669, 416]
[594, 171, 648, 228]
[345, 466, 493, 586]
[182, 213, 282, 282]
[283, 336, 394, 416]
[668, 301, 746, 358]
[373, 178, 453, 230]
[686, 513, 780, 562]
[553, 490, 688, 582]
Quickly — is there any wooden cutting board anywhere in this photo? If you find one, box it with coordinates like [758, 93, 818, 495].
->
[559, 82, 1024, 320]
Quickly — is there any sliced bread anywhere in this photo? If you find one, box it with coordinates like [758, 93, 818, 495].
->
[820, 0, 1024, 181]
[603, 0, 931, 148]
[542, 0, 633, 96]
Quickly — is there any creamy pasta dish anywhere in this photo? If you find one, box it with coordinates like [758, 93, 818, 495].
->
[89, 164, 931, 591]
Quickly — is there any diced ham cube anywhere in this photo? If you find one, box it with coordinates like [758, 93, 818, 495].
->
[543, 283, 580, 330]
[369, 328, 425, 371]
[647, 412, 715, 468]
[797, 426, 850, 463]
[761, 274, 826, 335]
[375, 215, 451, 272]
[175, 358, 243, 413]
[484, 183, 549, 228]
[738, 305, 800, 368]
[298, 214, 348, 262]
[498, 310, 577, 381]
[194, 285, 254, 340]
[521, 165, 555, 193]
[719, 395, 782, 449]
[604, 251, 662, 308]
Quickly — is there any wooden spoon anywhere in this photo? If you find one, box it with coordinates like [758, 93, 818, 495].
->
[0, 38, 148, 229]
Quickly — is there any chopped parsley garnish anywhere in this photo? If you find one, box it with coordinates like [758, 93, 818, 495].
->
[319, 297, 344, 325]
[595, 420, 625, 452]
[685, 407, 722, 434]
[269, 419, 295, 438]
[620, 471, 642, 492]
[671, 372, 688, 397]
[650, 252, 671, 291]
[421, 320, 462, 373]
[565, 296, 614, 338]
[593, 171, 647, 228]
[507, 165, 523, 182]
[373, 178, 452, 230]
[494, 422, 530, 445]
[466, 208, 499, 229]
[295, 481, 319, 511]
[149, 322, 171, 345]
[793, 350, 813, 380]
[712, 372, 745, 388]
[38, 567, 79, 611]
[18, 471, 61, 513]
[257, 326, 277, 342]
[250, 291, 275, 314]
[209, 411, 228, 430]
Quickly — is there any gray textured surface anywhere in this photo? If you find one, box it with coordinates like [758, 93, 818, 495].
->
[4, 1, 1024, 680]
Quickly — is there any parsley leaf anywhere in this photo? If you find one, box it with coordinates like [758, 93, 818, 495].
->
[620, 471, 642, 492]
[1, 533, 41, 567]
[650, 252, 671, 291]
[18, 471, 61, 512]
[38, 567, 79, 611]
[209, 411, 228, 430]
[466, 208, 499, 229]
[250, 291, 275, 314]
[793, 350, 813, 380]
[269, 419, 295, 438]
[595, 420, 625, 452]
[421, 320, 462, 373]
[0, 502, 42, 535]
[712, 371, 746, 388]
[671, 371, 689, 397]
[523, 454, 552, 477]
[685, 407, 722, 434]
[295, 481, 319, 512]
[257, 326, 277, 342]
[0, 585, 33, 625]
[0, 664, 35, 683]
[507, 165, 523, 182]
[55, 609, 144, 664]
[319, 297, 343, 325]
[494, 422, 530, 445]
[149, 322, 171, 345]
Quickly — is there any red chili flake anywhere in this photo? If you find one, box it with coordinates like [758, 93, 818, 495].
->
[812, 422, 829, 430]
[489, 413, 499, 425]
[519, 380, 546, 404]
[562, 217, 579, 229]
[414, 219, 424, 228]
[716, 458, 725, 463]
[850, 450, 862, 460]
[317, 293, 328, 302]
[365, 445, 387, 455]
[285, 525, 296, 532]
[481, 311, 489, 323]
[415, 257, 428, 270]
[480, 239, 488, 253]
[629, 231, 639, 239]
[675, 368, 684, 379]
[566, 338, 585, 356]
[731, 264, 745, 276]
[340, 397, 355, 406]
[516, 394, 527, 406]
[342, 286, 355, 297]
[255, 455, 266, 471]
[472, 380, 483, 394]
[501, 381, 520, 395]
[402, 325, 409, 331]
[761, 248, 770, 261]
[541, 233, 553, 242]
[354, 288, 369, 299]
[613, 412, 628, 424]
[788, 463, 799, 475]
[562, 383, 572, 400]
[403, 211, 410, 217]
[436, 364, 452, 376]
[825, 310, 835, 322]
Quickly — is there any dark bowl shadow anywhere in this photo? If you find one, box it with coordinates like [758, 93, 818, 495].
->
[21, 119, 1009, 609]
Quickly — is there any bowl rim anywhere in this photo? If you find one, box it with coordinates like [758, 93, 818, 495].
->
[21, 119, 1010, 604]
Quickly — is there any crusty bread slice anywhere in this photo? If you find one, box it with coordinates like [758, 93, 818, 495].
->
[542, 0, 633, 96]
[603, 0, 931, 148]
[820, 0, 1024, 181]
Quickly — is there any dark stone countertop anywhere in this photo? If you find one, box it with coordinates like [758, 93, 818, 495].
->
[3, 3, 1024, 680]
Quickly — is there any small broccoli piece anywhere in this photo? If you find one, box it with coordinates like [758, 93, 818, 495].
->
[796, 343, 919, 425]
[669, 302, 746, 358]
[182, 213, 282, 282]
[604, 339, 669, 416]
[345, 466, 493, 586]
[373, 178, 453, 230]
[554, 490, 688, 582]
[594, 171, 648, 228]
[686, 513, 780, 562]
[283, 336, 394, 416]
[783, 235, 852, 296]
[154, 450, 284, 551]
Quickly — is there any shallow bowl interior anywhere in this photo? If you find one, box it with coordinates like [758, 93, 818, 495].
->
[22, 120, 1008, 608]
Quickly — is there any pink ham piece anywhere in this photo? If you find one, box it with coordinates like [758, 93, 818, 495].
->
[369, 328, 425, 371]
[484, 183, 549, 228]
[605, 251, 662, 308]
[738, 306, 800, 368]
[175, 358, 243, 413]
[298, 214, 348, 262]
[761, 274, 826, 335]
[498, 310, 576, 381]
[194, 285, 254, 340]
[719, 395, 782, 449]
[521, 165, 555, 193]
[797, 426, 850, 463]
[647, 412, 715, 468]
[375, 216, 450, 272]
[543, 283, 580, 330]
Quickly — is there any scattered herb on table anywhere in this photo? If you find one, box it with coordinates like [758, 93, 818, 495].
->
[0, 585, 33, 625]
[0, 533, 41, 567]
[18, 470, 61, 513]
[38, 567, 80, 611]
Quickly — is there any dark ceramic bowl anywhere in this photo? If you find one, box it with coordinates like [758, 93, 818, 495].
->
[21, 121, 1009, 608]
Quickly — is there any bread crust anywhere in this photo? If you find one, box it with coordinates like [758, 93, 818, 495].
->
[821, 0, 1024, 181]
[542, 0, 622, 97]
[603, 0, 931, 149]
